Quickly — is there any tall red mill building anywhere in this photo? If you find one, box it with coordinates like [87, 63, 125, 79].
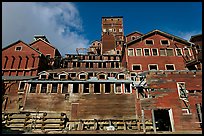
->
[2, 16, 202, 134]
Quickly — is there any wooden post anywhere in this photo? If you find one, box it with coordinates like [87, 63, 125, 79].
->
[141, 109, 146, 133]
[152, 109, 156, 133]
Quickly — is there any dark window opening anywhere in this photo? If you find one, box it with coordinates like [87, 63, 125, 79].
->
[118, 74, 125, 79]
[149, 65, 158, 70]
[176, 49, 182, 56]
[90, 62, 93, 68]
[62, 84, 68, 94]
[144, 49, 150, 56]
[80, 74, 86, 79]
[4, 57, 8, 69]
[103, 62, 106, 68]
[83, 83, 89, 93]
[60, 75, 66, 79]
[94, 83, 100, 93]
[30, 83, 37, 93]
[98, 62, 102, 68]
[111, 62, 114, 68]
[116, 62, 119, 68]
[11, 57, 15, 69]
[73, 84, 79, 93]
[41, 75, 47, 79]
[51, 84, 58, 93]
[161, 40, 169, 45]
[88, 73, 94, 78]
[20, 82, 25, 90]
[99, 74, 105, 79]
[70, 73, 76, 77]
[18, 57, 22, 69]
[77, 62, 80, 67]
[146, 40, 153, 45]
[86, 62, 89, 68]
[73, 62, 76, 67]
[152, 49, 158, 56]
[166, 65, 174, 70]
[115, 84, 122, 93]
[41, 84, 47, 93]
[46, 55, 51, 60]
[125, 84, 131, 93]
[133, 65, 141, 70]
[15, 46, 22, 51]
[105, 83, 111, 93]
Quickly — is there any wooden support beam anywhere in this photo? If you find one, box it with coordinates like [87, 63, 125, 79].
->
[152, 109, 156, 133]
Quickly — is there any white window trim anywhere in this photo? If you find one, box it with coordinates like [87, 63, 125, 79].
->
[40, 74, 47, 79]
[166, 48, 175, 56]
[151, 48, 159, 56]
[103, 29, 106, 32]
[98, 74, 107, 80]
[59, 74, 67, 79]
[176, 82, 187, 99]
[79, 73, 87, 80]
[119, 29, 123, 32]
[29, 83, 37, 93]
[143, 48, 150, 56]
[83, 84, 90, 94]
[145, 39, 154, 45]
[160, 39, 170, 46]
[18, 81, 25, 90]
[165, 64, 175, 70]
[175, 48, 183, 56]
[39, 84, 48, 93]
[15, 46, 22, 51]
[124, 83, 132, 94]
[114, 83, 122, 94]
[183, 48, 192, 56]
[148, 64, 159, 71]
[109, 28, 112, 32]
[128, 48, 135, 56]
[51, 84, 58, 93]
[132, 64, 142, 71]
[46, 54, 51, 57]
[61, 83, 68, 94]
[136, 48, 143, 56]
[117, 73, 126, 80]
[131, 36, 136, 40]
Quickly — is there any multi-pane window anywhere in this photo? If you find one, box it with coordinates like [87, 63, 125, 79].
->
[165, 64, 175, 70]
[152, 48, 158, 56]
[41, 84, 47, 93]
[115, 84, 122, 94]
[124, 84, 131, 93]
[149, 64, 158, 70]
[51, 83, 58, 93]
[176, 48, 182, 56]
[132, 65, 141, 70]
[145, 40, 154, 45]
[160, 49, 166, 56]
[30, 83, 37, 93]
[144, 49, 150, 56]
[136, 49, 142, 56]
[118, 74, 125, 80]
[15, 46, 22, 51]
[128, 49, 134, 56]
[62, 84, 68, 94]
[161, 40, 169, 45]
[83, 83, 89, 93]
[166, 49, 174, 56]
[177, 82, 187, 99]
[184, 48, 191, 56]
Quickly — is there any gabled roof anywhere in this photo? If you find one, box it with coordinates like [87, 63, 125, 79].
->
[30, 38, 56, 50]
[189, 34, 202, 42]
[126, 31, 143, 37]
[2, 40, 42, 55]
[126, 29, 194, 47]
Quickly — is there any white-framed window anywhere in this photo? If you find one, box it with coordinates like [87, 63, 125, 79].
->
[113, 28, 116, 32]
[59, 74, 67, 80]
[144, 48, 150, 56]
[160, 40, 170, 45]
[132, 64, 142, 71]
[79, 74, 87, 80]
[128, 48, 134, 56]
[109, 28, 112, 32]
[51, 83, 58, 93]
[148, 64, 158, 70]
[160, 48, 166, 56]
[175, 48, 183, 56]
[117, 73, 125, 80]
[83, 83, 90, 94]
[130, 72, 137, 81]
[103, 29, 106, 32]
[99, 74, 106, 80]
[136, 48, 142, 56]
[15, 46, 22, 51]
[94, 83, 101, 94]
[176, 82, 187, 99]
[29, 83, 37, 93]
[61, 83, 68, 94]
[40, 83, 48, 93]
[131, 36, 136, 40]
[145, 39, 154, 45]
[165, 64, 175, 70]
[19, 81, 26, 91]
[119, 29, 123, 32]
[152, 48, 158, 56]
[116, 50, 120, 55]
[114, 83, 122, 94]
[124, 83, 132, 94]
[184, 48, 191, 56]
[46, 54, 51, 59]
[40, 74, 47, 80]
[166, 48, 174, 56]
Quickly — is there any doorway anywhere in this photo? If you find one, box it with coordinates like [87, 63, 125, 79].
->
[154, 109, 172, 131]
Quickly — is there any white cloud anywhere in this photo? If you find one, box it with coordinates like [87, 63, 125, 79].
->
[2, 2, 89, 56]
[175, 31, 202, 41]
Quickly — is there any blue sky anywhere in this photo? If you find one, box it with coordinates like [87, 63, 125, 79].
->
[76, 2, 202, 42]
[2, 2, 202, 56]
